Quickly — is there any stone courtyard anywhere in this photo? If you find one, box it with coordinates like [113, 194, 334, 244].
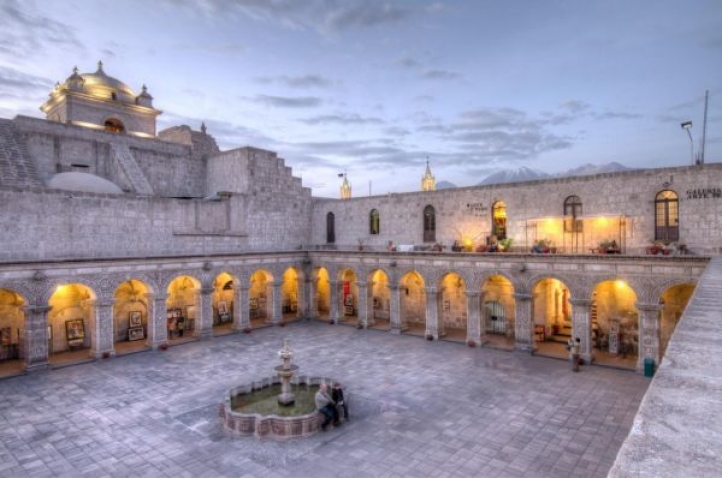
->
[0, 321, 648, 478]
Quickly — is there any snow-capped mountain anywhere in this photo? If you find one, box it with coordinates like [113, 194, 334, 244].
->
[557, 162, 633, 177]
[477, 166, 551, 185]
[436, 180, 457, 189]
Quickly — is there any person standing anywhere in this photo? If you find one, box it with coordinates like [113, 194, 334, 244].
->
[314, 383, 338, 431]
[568, 337, 581, 372]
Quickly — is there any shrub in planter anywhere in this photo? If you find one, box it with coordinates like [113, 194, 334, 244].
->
[243, 327, 251, 334]
[425, 334, 434, 341]
[159, 343, 168, 351]
[278, 321, 285, 327]
[467, 339, 477, 347]
[102, 351, 111, 359]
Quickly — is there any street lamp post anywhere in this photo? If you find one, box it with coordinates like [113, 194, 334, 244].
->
[680, 121, 694, 165]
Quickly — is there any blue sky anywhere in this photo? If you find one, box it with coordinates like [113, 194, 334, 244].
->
[0, 0, 720, 197]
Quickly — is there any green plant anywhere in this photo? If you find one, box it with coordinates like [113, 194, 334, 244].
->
[499, 237, 513, 251]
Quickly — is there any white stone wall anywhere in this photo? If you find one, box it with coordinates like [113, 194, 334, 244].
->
[312, 164, 722, 255]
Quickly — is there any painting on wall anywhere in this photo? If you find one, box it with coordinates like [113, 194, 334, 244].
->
[128, 327, 144, 341]
[65, 318, 85, 347]
[129, 311, 142, 328]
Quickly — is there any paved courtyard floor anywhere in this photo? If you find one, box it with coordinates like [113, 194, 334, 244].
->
[0, 321, 648, 478]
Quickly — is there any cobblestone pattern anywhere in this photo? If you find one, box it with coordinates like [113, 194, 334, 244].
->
[0, 322, 648, 478]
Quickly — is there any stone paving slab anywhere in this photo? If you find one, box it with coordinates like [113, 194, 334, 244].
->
[0, 322, 648, 478]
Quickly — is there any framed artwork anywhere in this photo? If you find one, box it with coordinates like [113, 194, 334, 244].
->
[129, 311, 142, 328]
[250, 298, 259, 310]
[173, 308, 182, 318]
[0, 327, 10, 346]
[345, 294, 354, 306]
[128, 327, 145, 341]
[65, 318, 85, 346]
[186, 305, 196, 319]
[372, 297, 380, 309]
[217, 301, 228, 315]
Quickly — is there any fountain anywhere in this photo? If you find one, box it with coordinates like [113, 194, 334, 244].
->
[219, 339, 342, 439]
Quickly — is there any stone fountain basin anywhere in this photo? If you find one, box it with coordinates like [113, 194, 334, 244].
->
[220, 375, 340, 440]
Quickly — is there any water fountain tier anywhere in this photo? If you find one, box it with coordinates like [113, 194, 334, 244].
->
[275, 339, 299, 406]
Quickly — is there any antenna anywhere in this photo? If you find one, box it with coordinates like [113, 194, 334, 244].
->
[701, 90, 709, 164]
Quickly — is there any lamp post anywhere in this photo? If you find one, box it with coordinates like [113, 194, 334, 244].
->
[680, 121, 694, 165]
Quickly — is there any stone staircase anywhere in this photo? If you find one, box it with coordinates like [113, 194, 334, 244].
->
[550, 324, 573, 344]
[0, 119, 43, 188]
[110, 143, 154, 195]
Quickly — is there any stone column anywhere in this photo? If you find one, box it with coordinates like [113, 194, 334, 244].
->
[308, 276, 319, 320]
[569, 298, 592, 363]
[23, 305, 51, 372]
[425, 286, 439, 340]
[389, 284, 401, 334]
[513, 293, 533, 352]
[295, 276, 306, 320]
[233, 284, 248, 330]
[145, 293, 168, 349]
[637, 302, 662, 372]
[89, 298, 115, 358]
[356, 281, 369, 328]
[329, 280, 341, 324]
[270, 280, 283, 325]
[465, 291, 481, 345]
[479, 291, 488, 345]
[367, 281, 376, 328]
[195, 287, 213, 339]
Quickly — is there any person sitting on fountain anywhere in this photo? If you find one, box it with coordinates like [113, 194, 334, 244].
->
[332, 383, 348, 421]
[315, 383, 339, 431]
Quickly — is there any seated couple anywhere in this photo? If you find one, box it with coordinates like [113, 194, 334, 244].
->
[314, 382, 349, 431]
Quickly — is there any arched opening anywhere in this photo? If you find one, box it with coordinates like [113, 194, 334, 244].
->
[166, 276, 200, 342]
[315, 268, 331, 321]
[481, 275, 515, 349]
[592, 280, 638, 369]
[531, 278, 573, 359]
[492, 201, 507, 240]
[113, 279, 151, 355]
[400, 271, 426, 336]
[369, 209, 380, 235]
[339, 269, 359, 325]
[104, 118, 125, 133]
[281, 268, 301, 323]
[368, 269, 390, 331]
[423, 205, 436, 242]
[249, 270, 273, 328]
[655, 190, 679, 243]
[438, 273, 467, 342]
[563, 196, 583, 252]
[0, 288, 26, 377]
[48, 283, 96, 365]
[326, 212, 335, 244]
[659, 283, 694, 361]
[212, 272, 235, 336]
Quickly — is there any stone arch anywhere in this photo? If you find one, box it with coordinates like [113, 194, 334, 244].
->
[313, 267, 331, 321]
[400, 270, 426, 334]
[337, 267, 359, 324]
[249, 269, 275, 326]
[280, 267, 304, 322]
[367, 268, 391, 329]
[658, 281, 695, 362]
[437, 271, 468, 340]
[212, 271, 240, 332]
[530, 275, 574, 347]
[0, 288, 28, 368]
[480, 273, 516, 345]
[113, 279, 152, 348]
[47, 282, 98, 356]
[165, 274, 201, 340]
[591, 278, 639, 369]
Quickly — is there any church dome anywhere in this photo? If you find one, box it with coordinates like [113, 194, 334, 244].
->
[75, 61, 137, 102]
[47, 172, 124, 195]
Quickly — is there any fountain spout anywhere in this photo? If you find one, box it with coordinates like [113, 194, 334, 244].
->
[275, 339, 299, 406]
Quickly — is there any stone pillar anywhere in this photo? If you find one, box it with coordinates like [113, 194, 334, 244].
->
[146, 293, 168, 349]
[479, 292, 488, 345]
[637, 302, 662, 373]
[234, 284, 248, 330]
[23, 305, 51, 372]
[295, 276, 306, 320]
[513, 293, 533, 352]
[389, 284, 401, 334]
[195, 287, 213, 339]
[329, 280, 341, 324]
[89, 298, 115, 358]
[569, 298, 593, 363]
[465, 291, 481, 345]
[425, 286, 439, 340]
[271, 280, 283, 325]
[356, 281, 369, 328]
[367, 281, 376, 328]
[308, 276, 319, 320]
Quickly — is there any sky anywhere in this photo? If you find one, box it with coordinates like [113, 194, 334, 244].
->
[0, 0, 720, 197]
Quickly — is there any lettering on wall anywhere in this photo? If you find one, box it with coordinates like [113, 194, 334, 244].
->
[466, 202, 488, 216]
[686, 188, 722, 199]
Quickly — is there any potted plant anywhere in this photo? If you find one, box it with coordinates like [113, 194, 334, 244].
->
[357, 238, 366, 251]
[532, 239, 551, 253]
[499, 237, 513, 252]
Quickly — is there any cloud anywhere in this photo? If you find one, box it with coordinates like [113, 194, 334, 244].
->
[560, 100, 590, 114]
[255, 74, 332, 88]
[421, 69, 461, 80]
[384, 126, 411, 137]
[167, 0, 417, 33]
[0, 65, 54, 100]
[594, 111, 642, 120]
[253, 94, 322, 108]
[397, 57, 421, 68]
[299, 113, 384, 125]
[0, 0, 83, 59]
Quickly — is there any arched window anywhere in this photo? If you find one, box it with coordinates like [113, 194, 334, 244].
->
[104, 118, 125, 133]
[655, 190, 679, 242]
[326, 212, 335, 244]
[492, 201, 507, 240]
[423, 205, 436, 242]
[563, 195, 583, 232]
[369, 209, 380, 235]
